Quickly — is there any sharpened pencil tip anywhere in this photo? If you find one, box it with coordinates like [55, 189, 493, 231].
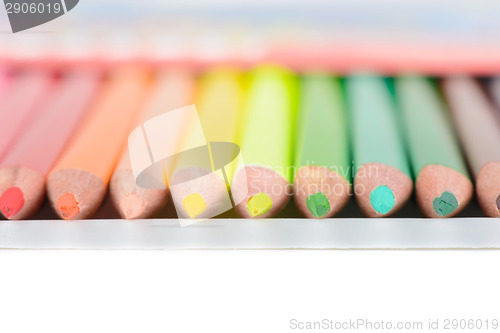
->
[182, 193, 207, 218]
[433, 191, 458, 216]
[370, 185, 395, 215]
[57, 193, 79, 220]
[306, 192, 330, 218]
[119, 193, 143, 219]
[247, 193, 272, 217]
[0, 187, 24, 219]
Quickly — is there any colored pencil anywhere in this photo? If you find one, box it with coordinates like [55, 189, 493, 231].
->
[0, 69, 11, 100]
[47, 68, 150, 220]
[233, 65, 297, 218]
[170, 68, 245, 219]
[196, 68, 246, 146]
[0, 70, 101, 220]
[396, 75, 472, 218]
[110, 69, 195, 219]
[443, 76, 500, 217]
[347, 74, 413, 217]
[0, 70, 54, 161]
[293, 73, 351, 218]
[490, 77, 500, 117]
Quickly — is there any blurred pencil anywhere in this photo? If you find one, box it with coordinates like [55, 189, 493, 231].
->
[0, 69, 11, 100]
[443, 76, 500, 217]
[47, 68, 150, 220]
[197, 68, 246, 144]
[110, 69, 195, 219]
[171, 68, 245, 219]
[233, 65, 297, 218]
[396, 75, 472, 218]
[294, 73, 351, 218]
[489, 77, 500, 115]
[347, 74, 413, 217]
[0, 70, 54, 161]
[0, 71, 101, 219]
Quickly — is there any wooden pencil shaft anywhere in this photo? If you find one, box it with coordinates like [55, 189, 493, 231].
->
[191, 68, 245, 185]
[1, 70, 101, 174]
[115, 69, 196, 171]
[196, 68, 245, 145]
[489, 77, 500, 118]
[0, 69, 11, 99]
[142, 69, 195, 123]
[50, 68, 151, 182]
[110, 69, 195, 219]
[444, 76, 500, 177]
[347, 74, 411, 178]
[396, 75, 469, 178]
[295, 73, 350, 179]
[0, 71, 54, 161]
[239, 65, 297, 182]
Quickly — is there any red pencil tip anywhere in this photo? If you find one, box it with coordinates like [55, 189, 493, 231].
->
[0, 187, 24, 219]
[57, 193, 79, 220]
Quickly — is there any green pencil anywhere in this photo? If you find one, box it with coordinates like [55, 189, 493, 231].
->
[396, 75, 473, 217]
[293, 73, 351, 218]
[233, 65, 297, 218]
[346, 74, 413, 217]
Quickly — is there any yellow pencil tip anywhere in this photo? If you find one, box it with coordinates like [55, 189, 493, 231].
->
[182, 193, 207, 218]
[247, 193, 272, 217]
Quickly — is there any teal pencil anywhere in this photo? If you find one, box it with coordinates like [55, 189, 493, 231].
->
[347, 74, 413, 217]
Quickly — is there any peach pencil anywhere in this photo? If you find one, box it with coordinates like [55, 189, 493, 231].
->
[110, 69, 195, 219]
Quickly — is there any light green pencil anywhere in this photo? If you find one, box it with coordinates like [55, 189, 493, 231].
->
[294, 73, 351, 218]
[346, 74, 413, 217]
[233, 65, 297, 218]
[396, 75, 473, 217]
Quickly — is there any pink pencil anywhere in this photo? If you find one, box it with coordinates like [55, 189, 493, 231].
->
[0, 70, 101, 219]
[0, 70, 54, 162]
[0, 69, 11, 100]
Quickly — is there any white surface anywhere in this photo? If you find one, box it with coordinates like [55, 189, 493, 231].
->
[0, 250, 498, 333]
[1, 218, 500, 249]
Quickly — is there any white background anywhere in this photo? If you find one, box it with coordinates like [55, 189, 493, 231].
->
[0, 251, 498, 333]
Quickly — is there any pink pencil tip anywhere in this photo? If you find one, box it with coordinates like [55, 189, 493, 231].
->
[0, 187, 24, 219]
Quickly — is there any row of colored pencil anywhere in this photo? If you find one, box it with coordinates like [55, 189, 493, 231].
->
[1, 66, 500, 220]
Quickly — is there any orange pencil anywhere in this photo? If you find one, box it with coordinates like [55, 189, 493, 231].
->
[0, 70, 54, 161]
[110, 69, 195, 219]
[0, 71, 101, 219]
[47, 68, 151, 220]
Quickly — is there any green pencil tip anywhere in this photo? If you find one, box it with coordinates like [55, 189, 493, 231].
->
[247, 193, 272, 217]
[306, 192, 331, 218]
[433, 191, 458, 216]
[370, 185, 395, 215]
